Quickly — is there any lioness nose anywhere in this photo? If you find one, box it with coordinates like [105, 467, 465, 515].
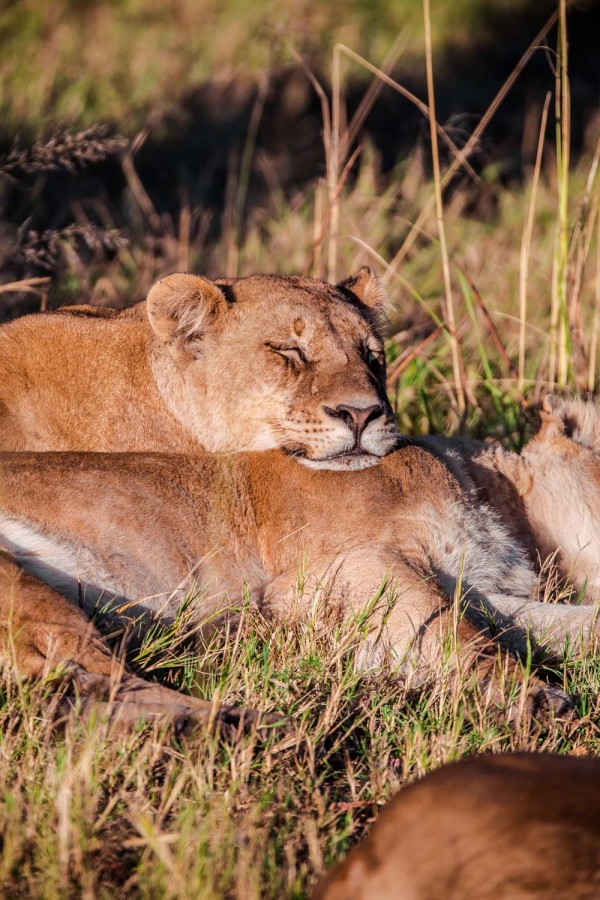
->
[323, 403, 384, 439]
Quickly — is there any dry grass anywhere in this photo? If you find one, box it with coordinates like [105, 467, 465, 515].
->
[0, 603, 599, 899]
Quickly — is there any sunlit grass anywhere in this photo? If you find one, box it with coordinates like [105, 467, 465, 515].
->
[0, 601, 598, 898]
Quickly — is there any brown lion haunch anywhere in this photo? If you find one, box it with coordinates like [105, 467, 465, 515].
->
[313, 752, 600, 900]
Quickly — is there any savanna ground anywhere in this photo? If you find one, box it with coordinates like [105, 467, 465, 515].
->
[1, 0, 600, 896]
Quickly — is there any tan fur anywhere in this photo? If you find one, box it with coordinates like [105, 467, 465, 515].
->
[0, 268, 397, 469]
[426, 395, 600, 602]
[0, 444, 591, 718]
[312, 752, 600, 900]
[0, 550, 267, 735]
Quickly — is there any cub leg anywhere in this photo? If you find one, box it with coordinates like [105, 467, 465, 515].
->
[484, 594, 600, 656]
[0, 551, 273, 737]
[383, 577, 573, 720]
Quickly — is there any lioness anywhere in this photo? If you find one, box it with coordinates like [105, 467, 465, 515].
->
[312, 752, 600, 899]
[0, 268, 397, 469]
[1, 443, 595, 719]
[421, 395, 600, 601]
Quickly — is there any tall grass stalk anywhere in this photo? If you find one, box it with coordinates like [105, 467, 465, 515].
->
[423, 0, 465, 415]
[336, 43, 479, 184]
[325, 38, 409, 282]
[234, 77, 269, 267]
[551, 0, 572, 388]
[589, 214, 600, 390]
[350, 235, 444, 330]
[0, 276, 50, 295]
[287, 51, 332, 280]
[302, 38, 405, 281]
[312, 178, 326, 277]
[518, 92, 551, 392]
[387, 8, 559, 274]
[339, 34, 408, 163]
[569, 136, 600, 365]
[328, 44, 342, 282]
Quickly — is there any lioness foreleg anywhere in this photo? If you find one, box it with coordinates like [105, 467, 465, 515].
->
[417, 601, 574, 722]
[0, 551, 271, 737]
[484, 594, 600, 657]
[265, 556, 572, 721]
[381, 575, 570, 718]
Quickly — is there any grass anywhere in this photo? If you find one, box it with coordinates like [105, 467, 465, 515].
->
[1, 605, 599, 898]
[1, 0, 600, 896]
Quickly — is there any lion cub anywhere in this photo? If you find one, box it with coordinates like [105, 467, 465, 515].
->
[0, 267, 397, 470]
[421, 395, 600, 601]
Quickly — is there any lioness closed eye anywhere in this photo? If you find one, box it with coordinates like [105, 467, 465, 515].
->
[0, 267, 398, 469]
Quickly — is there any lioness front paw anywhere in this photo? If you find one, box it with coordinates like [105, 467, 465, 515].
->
[478, 677, 577, 727]
[524, 683, 577, 724]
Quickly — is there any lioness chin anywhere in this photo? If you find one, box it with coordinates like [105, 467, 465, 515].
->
[1, 443, 594, 723]
[0, 266, 398, 470]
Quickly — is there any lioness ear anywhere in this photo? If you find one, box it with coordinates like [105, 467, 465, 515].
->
[337, 266, 387, 310]
[146, 274, 226, 354]
[541, 394, 562, 420]
[537, 394, 570, 442]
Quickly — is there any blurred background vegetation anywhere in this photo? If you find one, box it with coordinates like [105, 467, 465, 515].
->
[0, 0, 575, 130]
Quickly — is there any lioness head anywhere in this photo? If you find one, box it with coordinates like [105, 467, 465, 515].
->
[147, 268, 398, 469]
